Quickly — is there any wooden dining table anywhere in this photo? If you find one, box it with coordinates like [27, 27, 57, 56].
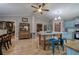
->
[38, 31, 63, 50]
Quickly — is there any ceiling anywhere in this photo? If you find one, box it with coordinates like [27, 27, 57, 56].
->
[0, 3, 79, 20]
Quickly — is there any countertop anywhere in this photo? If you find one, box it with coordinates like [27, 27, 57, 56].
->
[65, 40, 79, 52]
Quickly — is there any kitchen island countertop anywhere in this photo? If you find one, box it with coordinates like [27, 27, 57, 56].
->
[65, 40, 79, 52]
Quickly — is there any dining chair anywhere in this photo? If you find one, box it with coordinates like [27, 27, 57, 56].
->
[1, 34, 8, 50]
[0, 37, 3, 55]
[48, 33, 65, 54]
[57, 33, 64, 51]
[2, 34, 11, 50]
[58, 38, 64, 51]
[7, 34, 12, 46]
[48, 38, 59, 54]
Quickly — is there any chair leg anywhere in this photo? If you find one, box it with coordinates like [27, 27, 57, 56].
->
[6, 41, 9, 49]
[61, 40, 64, 51]
[62, 44, 64, 51]
[57, 45, 60, 50]
[48, 43, 51, 50]
[9, 40, 12, 46]
[52, 48, 54, 55]
[0, 46, 3, 55]
[3, 42, 7, 50]
[48, 44, 50, 50]
[0, 43, 3, 55]
[52, 43, 55, 55]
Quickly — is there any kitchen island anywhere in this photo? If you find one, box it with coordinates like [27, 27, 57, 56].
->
[65, 40, 79, 55]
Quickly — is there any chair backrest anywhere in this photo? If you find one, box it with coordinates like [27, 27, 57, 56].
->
[57, 33, 62, 38]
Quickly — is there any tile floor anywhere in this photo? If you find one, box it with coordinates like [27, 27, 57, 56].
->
[2, 38, 67, 55]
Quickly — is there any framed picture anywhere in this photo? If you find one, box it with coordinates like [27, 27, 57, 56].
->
[22, 17, 28, 22]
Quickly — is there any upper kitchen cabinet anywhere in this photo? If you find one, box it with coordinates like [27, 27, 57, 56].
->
[64, 20, 75, 28]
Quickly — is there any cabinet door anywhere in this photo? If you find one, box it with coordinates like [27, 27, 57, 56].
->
[53, 20, 63, 32]
[54, 22, 61, 32]
[64, 20, 74, 28]
[19, 23, 30, 39]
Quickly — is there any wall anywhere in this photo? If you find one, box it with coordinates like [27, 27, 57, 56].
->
[0, 16, 49, 40]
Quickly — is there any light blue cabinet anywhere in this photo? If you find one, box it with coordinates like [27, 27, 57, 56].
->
[64, 20, 75, 39]
[64, 20, 75, 28]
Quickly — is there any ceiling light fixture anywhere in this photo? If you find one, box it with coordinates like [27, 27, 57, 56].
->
[54, 16, 61, 20]
[38, 8, 42, 12]
[31, 3, 49, 15]
[58, 16, 61, 19]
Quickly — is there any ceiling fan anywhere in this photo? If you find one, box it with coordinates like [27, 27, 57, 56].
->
[31, 3, 49, 14]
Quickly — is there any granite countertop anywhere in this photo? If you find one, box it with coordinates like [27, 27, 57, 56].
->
[65, 40, 79, 52]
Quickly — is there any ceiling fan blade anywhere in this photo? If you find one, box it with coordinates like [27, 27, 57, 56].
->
[42, 9, 49, 11]
[33, 10, 37, 13]
[31, 5, 38, 9]
[39, 5, 41, 8]
[42, 3, 45, 7]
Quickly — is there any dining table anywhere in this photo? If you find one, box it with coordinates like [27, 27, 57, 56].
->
[38, 31, 64, 50]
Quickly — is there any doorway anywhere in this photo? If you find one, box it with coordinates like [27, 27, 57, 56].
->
[37, 24, 42, 32]
[6, 21, 15, 40]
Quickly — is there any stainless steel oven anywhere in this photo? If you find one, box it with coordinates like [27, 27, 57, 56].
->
[74, 31, 79, 39]
[74, 23, 79, 39]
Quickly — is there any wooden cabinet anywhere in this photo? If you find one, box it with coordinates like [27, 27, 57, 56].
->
[19, 23, 30, 39]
